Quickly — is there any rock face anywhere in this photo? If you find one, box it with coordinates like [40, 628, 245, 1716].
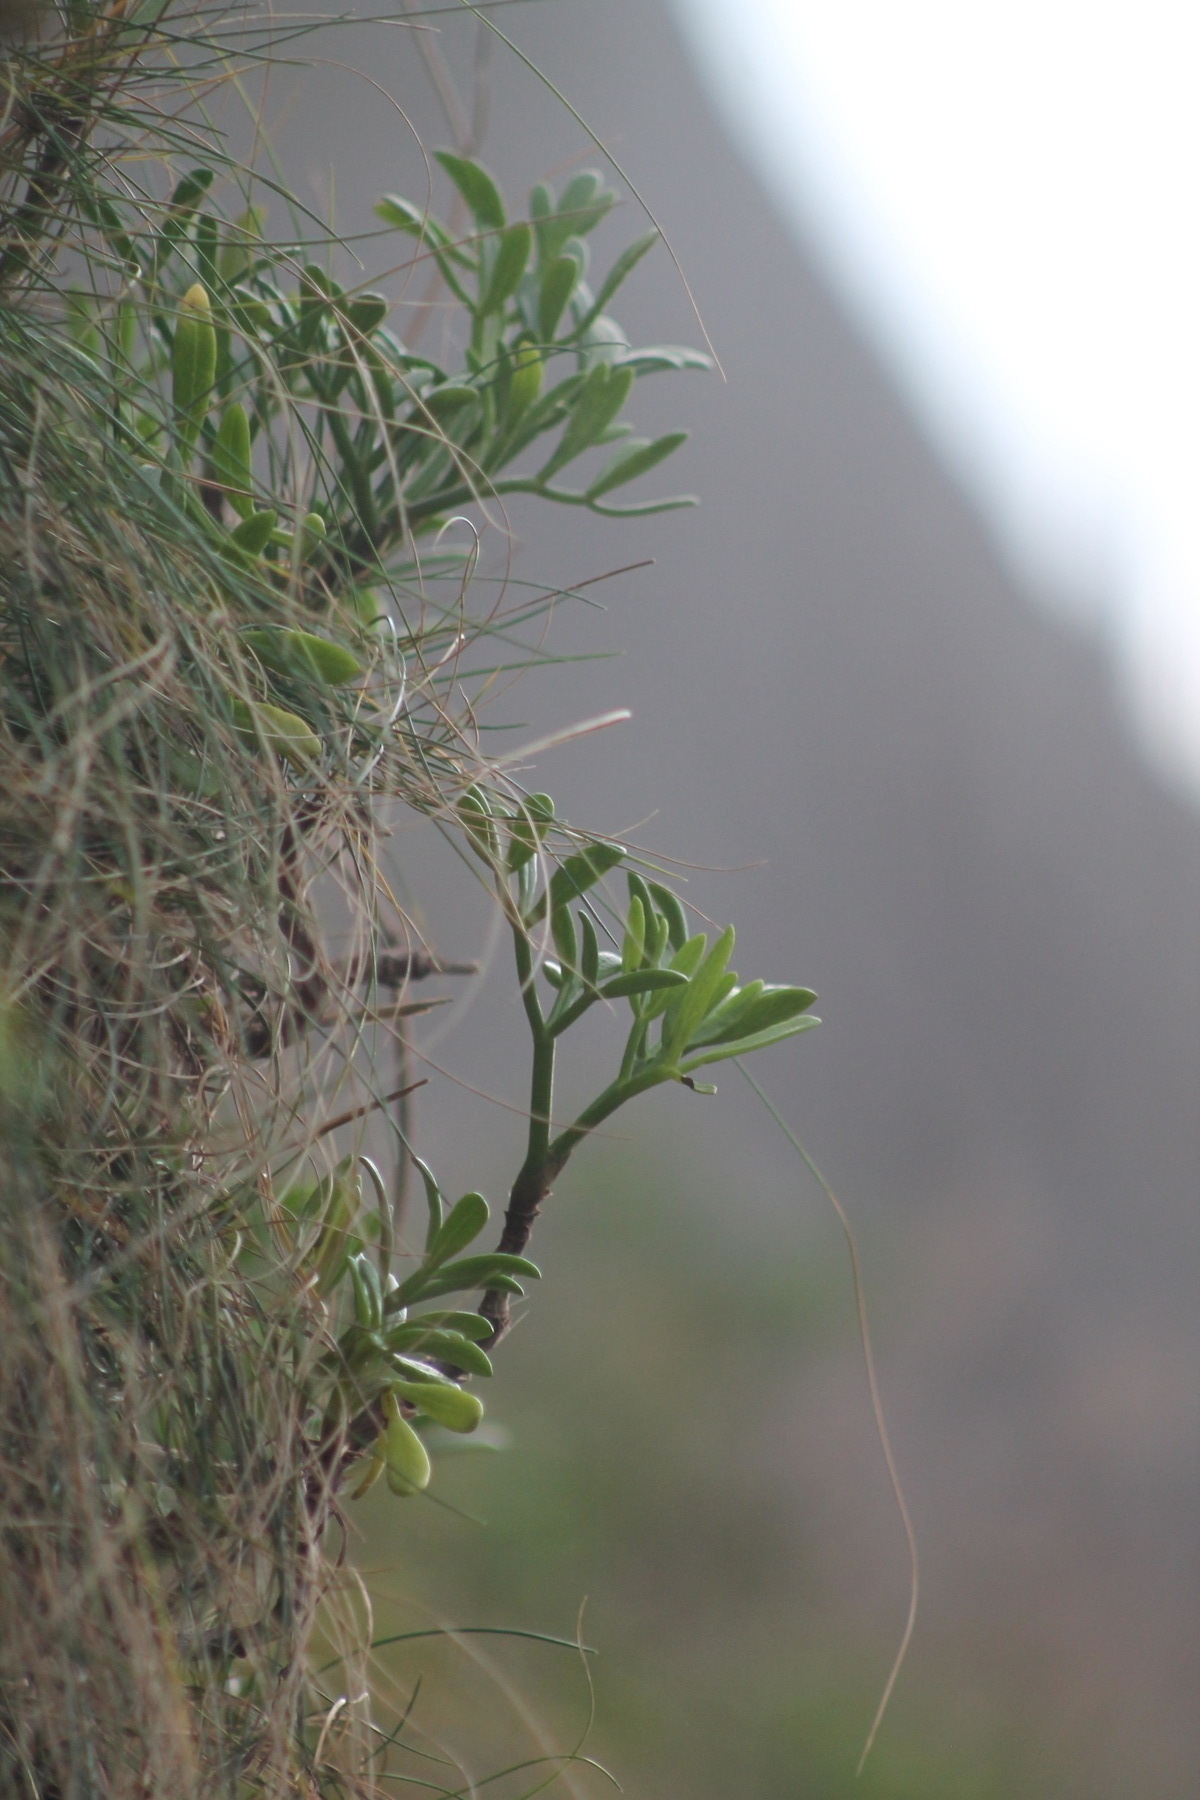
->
[279, 2, 1200, 1787]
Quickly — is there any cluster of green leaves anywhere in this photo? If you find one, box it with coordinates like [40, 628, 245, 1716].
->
[60, 153, 710, 788]
[372, 152, 708, 527]
[243, 782, 817, 1507]
[70, 151, 706, 611]
[471, 787, 818, 1088]
[2, 5, 825, 1789]
[538, 861, 819, 1091]
[263, 1153, 539, 1498]
[50, 146, 726, 1517]
[454, 785, 820, 1342]
[49, 137, 816, 1510]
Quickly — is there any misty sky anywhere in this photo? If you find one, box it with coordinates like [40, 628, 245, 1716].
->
[671, 0, 1200, 798]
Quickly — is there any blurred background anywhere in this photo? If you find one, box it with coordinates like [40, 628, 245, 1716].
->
[271, 2, 1200, 1792]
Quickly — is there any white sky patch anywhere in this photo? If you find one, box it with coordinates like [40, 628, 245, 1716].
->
[670, 0, 1200, 797]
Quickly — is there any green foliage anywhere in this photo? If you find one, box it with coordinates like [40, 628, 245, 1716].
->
[68, 147, 708, 612]
[0, 4, 819, 1795]
[448, 788, 819, 1344]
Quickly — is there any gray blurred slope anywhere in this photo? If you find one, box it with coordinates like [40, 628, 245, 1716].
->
[279, 0, 1200, 1779]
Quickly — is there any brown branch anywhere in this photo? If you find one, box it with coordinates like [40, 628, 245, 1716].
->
[311, 1078, 426, 1142]
[477, 1144, 567, 1348]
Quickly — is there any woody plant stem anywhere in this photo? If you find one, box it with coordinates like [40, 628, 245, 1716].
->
[478, 909, 667, 1346]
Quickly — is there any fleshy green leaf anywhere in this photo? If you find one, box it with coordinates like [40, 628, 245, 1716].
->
[399, 1309, 494, 1342]
[348, 1252, 383, 1329]
[171, 282, 216, 452]
[421, 382, 479, 419]
[621, 894, 645, 972]
[679, 1014, 821, 1071]
[227, 509, 276, 557]
[243, 627, 362, 687]
[480, 222, 532, 316]
[576, 229, 660, 332]
[686, 979, 765, 1048]
[458, 786, 501, 863]
[411, 1268, 522, 1303]
[544, 839, 625, 916]
[626, 871, 654, 926]
[428, 1191, 489, 1264]
[579, 910, 600, 984]
[389, 1353, 456, 1387]
[434, 150, 505, 230]
[662, 926, 736, 1060]
[375, 193, 441, 238]
[505, 341, 543, 424]
[387, 1327, 493, 1378]
[210, 402, 253, 518]
[667, 933, 707, 980]
[506, 792, 553, 871]
[393, 1378, 484, 1434]
[410, 1150, 443, 1251]
[389, 1251, 540, 1309]
[551, 905, 577, 969]
[616, 344, 712, 374]
[383, 1396, 431, 1494]
[346, 291, 388, 335]
[166, 168, 213, 216]
[689, 983, 818, 1049]
[539, 362, 634, 481]
[229, 696, 321, 769]
[649, 882, 688, 951]
[558, 171, 609, 220]
[586, 432, 687, 501]
[599, 968, 688, 1000]
[536, 171, 615, 262]
[537, 253, 580, 343]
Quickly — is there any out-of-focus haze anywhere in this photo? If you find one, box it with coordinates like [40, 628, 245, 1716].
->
[676, 0, 1200, 797]
[267, 3, 1200, 1793]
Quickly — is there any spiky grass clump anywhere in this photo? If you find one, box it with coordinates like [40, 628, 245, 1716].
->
[0, 18, 475, 1781]
[0, 300, 398, 1798]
